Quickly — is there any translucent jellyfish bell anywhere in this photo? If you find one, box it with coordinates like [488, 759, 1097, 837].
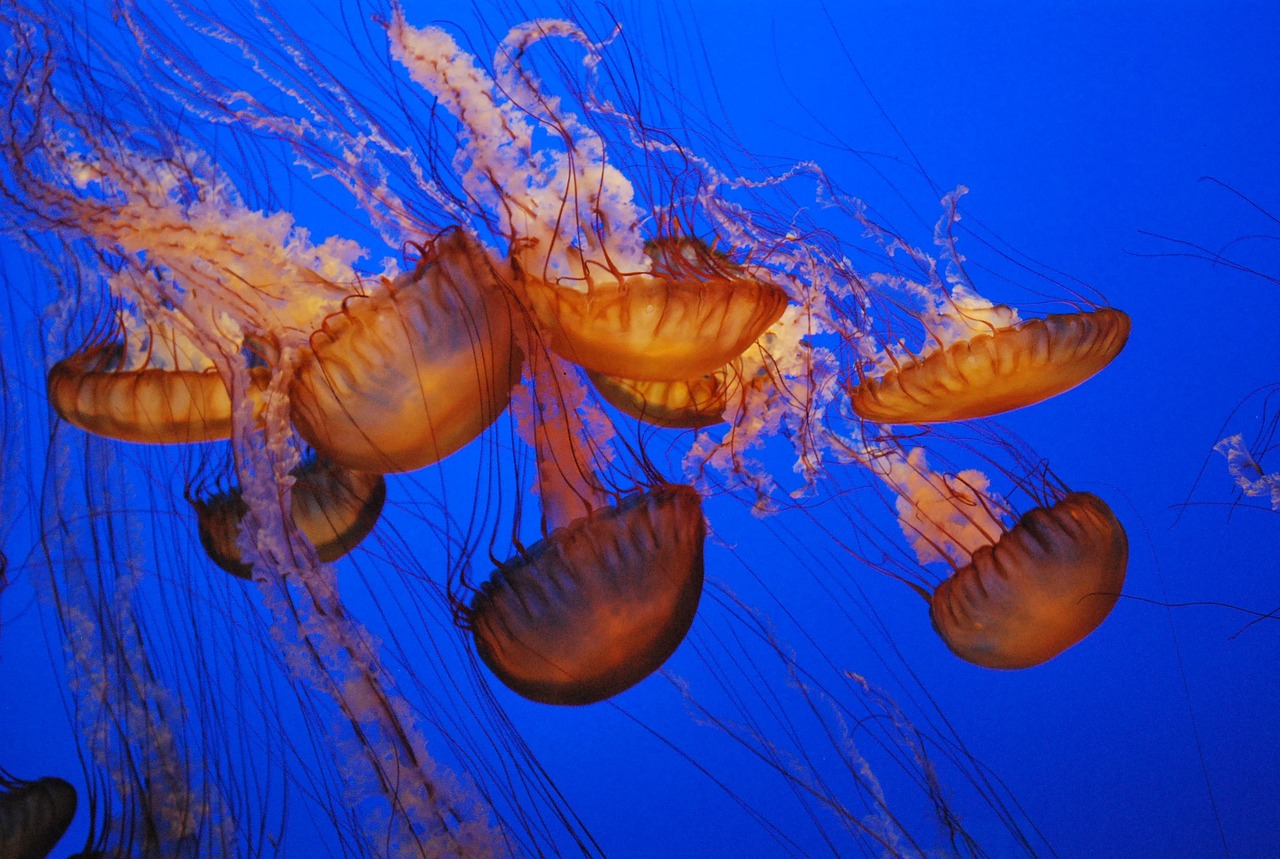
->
[464, 352, 706, 705]
[290, 229, 522, 473]
[929, 491, 1128, 670]
[864, 445, 1128, 669]
[851, 307, 1131, 424]
[47, 340, 269, 445]
[191, 457, 387, 579]
[518, 257, 788, 382]
[586, 360, 742, 429]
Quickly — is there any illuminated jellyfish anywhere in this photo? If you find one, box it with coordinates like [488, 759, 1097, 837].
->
[463, 348, 706, 705]
[846, 189, 1131, 424]
[843, 441, 1129, 669]
[290, 228, 522, 473]
[0, 773, 76, 859]
[190, 455, 387, 579]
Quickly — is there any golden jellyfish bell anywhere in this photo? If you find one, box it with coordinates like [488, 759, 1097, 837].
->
[290, 229, 522, 473]
[192, 458, 387, 579]
[516, 237, 787, 383]
[47, 342, 269, 444]
[469, 483, 706, 707]
[852, 308, 1131, 424]
[929, 492, 1128, 670]
[586, 361, 742, 429]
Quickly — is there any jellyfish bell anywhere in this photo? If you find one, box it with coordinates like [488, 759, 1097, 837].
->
[469, 482, 705, 706]
[516, 255, 789, 382]
[462, 349, 707, 705]
[857, 443, 1128, 669]
[0, 774, 76, 859]
[191, 456, 387, 579]
[850, 305, 1132, 424]
[47, 337, 270, 445]
[586, 360, 742, 429]
[929, 491, 1129, 670]
[289, 228, 522, 473]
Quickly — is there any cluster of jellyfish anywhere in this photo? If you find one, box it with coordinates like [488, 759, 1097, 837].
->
[0, 1, 1132, 857]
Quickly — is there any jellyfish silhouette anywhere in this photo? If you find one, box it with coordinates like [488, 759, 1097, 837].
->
[0, 774, 76, 859]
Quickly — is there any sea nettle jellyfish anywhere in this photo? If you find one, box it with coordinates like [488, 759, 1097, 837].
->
[0, 773, 76, 859]
[0, 0, 1142, 856]
[851, 442, 1129, 669]
[462, 348, 706, 705]
[846, 189, 1131, 425]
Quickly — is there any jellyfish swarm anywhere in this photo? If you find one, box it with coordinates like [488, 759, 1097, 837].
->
[846, 189, 1131, 425]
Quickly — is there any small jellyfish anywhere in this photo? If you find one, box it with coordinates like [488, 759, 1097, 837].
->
[851, 307, 1131, 424]
[47, 341, 269, 445]
[0, 774, 76, 859]
[860, 444, 1127, 669]
[191, 457, 387, 579]
[464, 351, 706, 705]
[289, 229, 522, 473]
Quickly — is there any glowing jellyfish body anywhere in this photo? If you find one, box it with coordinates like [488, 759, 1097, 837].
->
[852, 307, 1131, 424]
[466, 350, 707, 705]
[861, 444, 1128, 669]
[0, 776, 76, 859]
[587, 362, 741, 428]
[930, 492, 1128, 669]
[192, 458, 387, 579]
[520, 270, 787, 381]
[47, 343, 268, 445]
[290, 229, 521, 473]
[471, 483, 705, 705]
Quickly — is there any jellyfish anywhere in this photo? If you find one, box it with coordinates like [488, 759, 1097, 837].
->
[0, 1, 1172, 857]
[0, 774, 76, 859]
[191, 456, 387, 579]
[290, 228, 522, 473]
[463, 348, 706, 705]
[850, 442, 1128, 669]
[846, 189, 1131, 424]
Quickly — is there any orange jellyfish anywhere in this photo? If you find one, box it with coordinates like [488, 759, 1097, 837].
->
[290, 228, 522, 474]
[47, 333, 270, 445]
[463, 350, 706, 705]
[847, 189, 1131, 424]
[850, 306, 1131, 425]
[859, 443, 1127, 669]
[0, 774, 76, 859]
[191, 456, 387, 579]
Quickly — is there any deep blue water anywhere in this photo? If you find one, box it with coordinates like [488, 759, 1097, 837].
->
[1, 2, 1277, 857]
